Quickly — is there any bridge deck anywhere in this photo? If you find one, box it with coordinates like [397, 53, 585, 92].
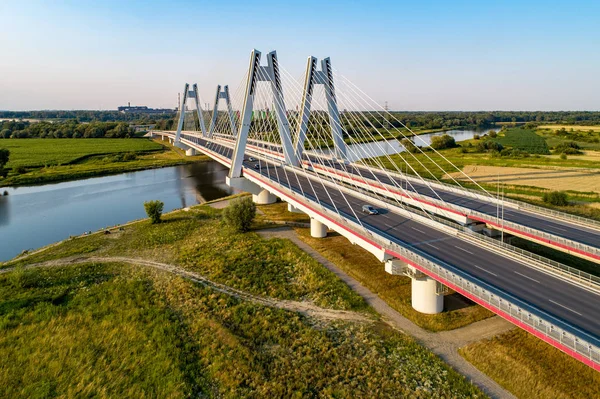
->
[177, 133, 600, 346]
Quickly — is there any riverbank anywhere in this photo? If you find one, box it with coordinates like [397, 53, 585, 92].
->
[0, 200, 484, 398]
[0, 138, 209, 187]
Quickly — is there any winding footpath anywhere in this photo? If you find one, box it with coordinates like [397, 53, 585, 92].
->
[2, 228, 516, 399]
[258, 226, 517, 399]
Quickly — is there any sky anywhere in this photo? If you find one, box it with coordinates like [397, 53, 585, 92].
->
[0, 0, 599, 111]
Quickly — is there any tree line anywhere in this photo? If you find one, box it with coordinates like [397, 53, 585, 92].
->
[0, 120, 137, 139]
[0, 110, 175, 123]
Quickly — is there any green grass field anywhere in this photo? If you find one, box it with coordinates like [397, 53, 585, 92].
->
[1, 138, 163, 168]
[495, 128, 550, 154]
[0, 138, 207, 186]
[0, 203, 483, 398]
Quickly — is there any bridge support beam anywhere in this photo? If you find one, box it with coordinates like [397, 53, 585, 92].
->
[287, 203, 304, 213]
[185, 148, 196, 156]
[253, 189, 276, 205]
[310, 218, 327, 238]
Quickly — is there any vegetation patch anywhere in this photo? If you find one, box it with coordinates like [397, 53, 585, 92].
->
[495, 128, 550, 154]
[0, 203, 484, 398]
[460, 329, 599, 399]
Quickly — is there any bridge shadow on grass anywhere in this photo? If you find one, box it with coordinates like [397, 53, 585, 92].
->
[444, 292, 477, 311]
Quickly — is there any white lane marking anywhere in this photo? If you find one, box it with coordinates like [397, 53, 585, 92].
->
[456, 247, 473, 255]
[384, 223, 395, 228]
[548, 225, 567, 232]
[411, 226, 426, 234]
[425, 243, 440, 250]
[549, 299, 583, 316]
[514, 270, 540, 284]
[473, 265, 498, 277]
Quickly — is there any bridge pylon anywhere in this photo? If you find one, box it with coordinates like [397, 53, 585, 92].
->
[208, 85, 236, 138]
[175, 83, 208, 145]
[229, 49, 297, 179]
[294, 56, 347, 165]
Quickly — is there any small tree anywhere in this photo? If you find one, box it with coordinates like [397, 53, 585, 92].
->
[144, 200, 164, 224]
[488, 130, 498, 138]
[400, 138, 418, 153]
[222, 196, 256, 232]
[430, 134, 456, 150]
[542, 191, 569, 206]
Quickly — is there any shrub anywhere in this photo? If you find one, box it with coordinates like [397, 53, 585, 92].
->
[560, 153, 567, 160]
[400, 138, 419, 153]
[542, 191, 569, 206]
[122, 152, 137, 161]
[15, 166, 27, 174]
[553, 141, 582, 155]
[222, 196, 256, 232]
[473, 134, 480, 140]
[476, 140, 504, 153]
[144, 200, 164, 224]
[488, 130, 498, 138]
[430, 134, 456, 150]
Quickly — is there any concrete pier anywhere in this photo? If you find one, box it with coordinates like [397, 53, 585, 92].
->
[411, 273, 443, 314]
[310, 218, 327, 238]
[252, 189, 277, 204]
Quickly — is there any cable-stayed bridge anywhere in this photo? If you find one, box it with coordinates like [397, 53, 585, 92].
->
[150, 49, 600, 371]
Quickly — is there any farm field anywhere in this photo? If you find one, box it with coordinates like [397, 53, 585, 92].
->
[538, 124, 600, 132]
[2, 138, 163, 168]
[0, 202, 483, 398]
[445, 165, 600, 194]
[495, 128, 550, 154]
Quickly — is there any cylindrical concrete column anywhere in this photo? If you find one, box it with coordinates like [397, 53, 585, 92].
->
[411, 275, 443, 314]
[287, 203, 304, 213]
[252, 189, 276, 204]
[185, 148, 196, 156]
[310, 218, 327, 238]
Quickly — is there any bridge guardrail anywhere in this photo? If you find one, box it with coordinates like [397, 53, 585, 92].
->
[260, 170, 600, 369]
[368, 163, 600, 231]
[315, 162, 600, 260]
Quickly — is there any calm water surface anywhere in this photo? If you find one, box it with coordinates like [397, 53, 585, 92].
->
[0, 162, 237, 261]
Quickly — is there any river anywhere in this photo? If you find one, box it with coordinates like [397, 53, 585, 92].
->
[0, 128, 489, 262]
[0, 162, 238, 261]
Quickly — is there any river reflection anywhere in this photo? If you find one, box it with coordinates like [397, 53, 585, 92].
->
[0, 162, 237, 261]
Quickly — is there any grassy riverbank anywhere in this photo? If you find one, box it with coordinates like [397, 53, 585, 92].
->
[0, 202, 483, 398]
[0, 138, 208, 187]
[459, 329, 599, 399]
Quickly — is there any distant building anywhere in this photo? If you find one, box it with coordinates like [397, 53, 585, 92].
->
[118, 102, 174, 114]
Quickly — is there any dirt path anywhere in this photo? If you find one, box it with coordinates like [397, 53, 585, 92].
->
[0, 256, 372, 324]
[258, 226, 516, 399]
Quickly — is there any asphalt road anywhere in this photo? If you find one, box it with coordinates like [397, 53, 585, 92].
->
[180, 133, 600, 345]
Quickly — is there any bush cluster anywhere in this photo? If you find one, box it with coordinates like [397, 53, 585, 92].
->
[542, 191, 569, 206]
[222, 196, 256, 232]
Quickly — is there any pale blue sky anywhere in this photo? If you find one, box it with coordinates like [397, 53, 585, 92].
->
[1, 0, 599, 111]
